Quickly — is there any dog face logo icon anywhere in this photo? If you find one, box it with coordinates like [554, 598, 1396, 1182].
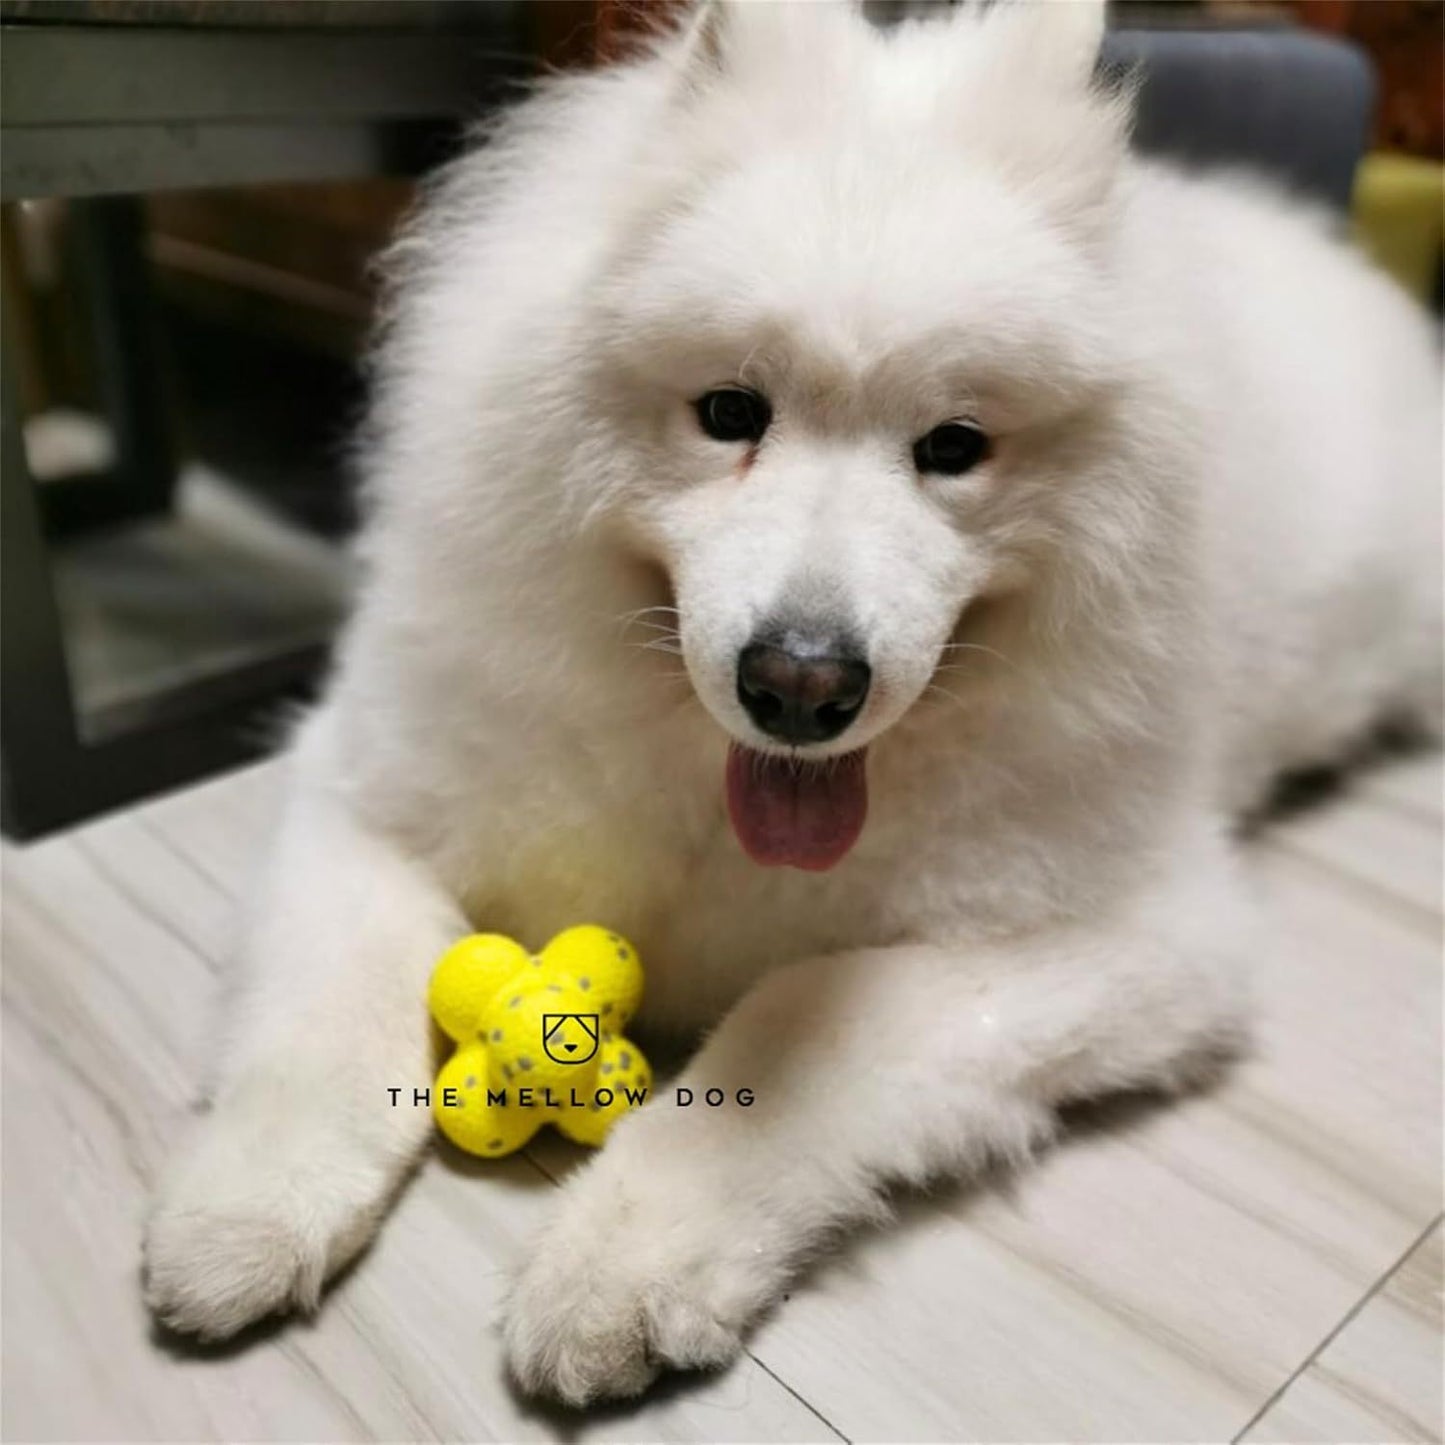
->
[542, 1013, 600, 1066]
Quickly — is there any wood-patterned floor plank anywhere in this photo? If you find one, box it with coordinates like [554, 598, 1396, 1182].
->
[3, 757, 1440, 1441]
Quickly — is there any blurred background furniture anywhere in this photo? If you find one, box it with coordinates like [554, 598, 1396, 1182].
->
[1, 2, 536, 837]
[1104, 24, 1375, 210]
[2, 0, 1429, 839]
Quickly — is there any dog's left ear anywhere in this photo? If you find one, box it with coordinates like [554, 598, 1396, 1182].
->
[976, 0, 1107, 92]
[961, 0, 1129, 240]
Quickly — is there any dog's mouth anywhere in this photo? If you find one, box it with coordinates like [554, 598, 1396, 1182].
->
[724, 743, 868, 871]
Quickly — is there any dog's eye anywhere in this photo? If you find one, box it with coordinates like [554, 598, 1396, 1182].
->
[913, 421, 991, 477]
[695, 388, 771, 444]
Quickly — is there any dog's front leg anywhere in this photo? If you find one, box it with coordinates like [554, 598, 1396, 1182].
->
[505, 861, 1251, 1405]
[143, 739, 469, 1340]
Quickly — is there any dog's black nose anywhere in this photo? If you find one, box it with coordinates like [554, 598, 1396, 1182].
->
[736, 634, 871, 744]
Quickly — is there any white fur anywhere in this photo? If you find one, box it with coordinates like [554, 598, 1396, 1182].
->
[144, 0, 1441, 1405]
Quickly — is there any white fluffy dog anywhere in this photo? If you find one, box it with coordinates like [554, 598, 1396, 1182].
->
[144, 0, 1441, 1406]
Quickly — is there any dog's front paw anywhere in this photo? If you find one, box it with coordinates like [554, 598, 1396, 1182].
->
[143, 1114, 388, 1341]
[503, 1156, 772, 1405]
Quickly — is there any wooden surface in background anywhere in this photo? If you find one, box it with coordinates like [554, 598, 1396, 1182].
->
[1287, 0, 1444, 158]
[534, 0, 687, 68]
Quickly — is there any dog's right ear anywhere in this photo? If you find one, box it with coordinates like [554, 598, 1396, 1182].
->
[675, 0, 728, 80]
[670, 0, 764, 92]
[670, 0, 862, 93]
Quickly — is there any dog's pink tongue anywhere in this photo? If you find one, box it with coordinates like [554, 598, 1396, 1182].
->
[725, 744, 868, 871]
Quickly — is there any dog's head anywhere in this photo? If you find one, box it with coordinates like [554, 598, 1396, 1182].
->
[575, 2, 1153, 866]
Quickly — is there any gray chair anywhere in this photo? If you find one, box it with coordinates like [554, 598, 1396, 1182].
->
[1104, 24, 1376, 212]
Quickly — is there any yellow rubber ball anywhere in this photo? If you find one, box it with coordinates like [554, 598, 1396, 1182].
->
[484, 978, 597, 1094]
[428, 933, 531, 1043]
[434, 1044, 540, 1157]
[557, 1034, 656, 1144]
[555, 1033, 653, 1148]
[539, 924, 644, 1029]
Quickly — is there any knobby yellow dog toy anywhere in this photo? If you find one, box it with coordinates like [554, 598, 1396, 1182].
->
[427, 925, 651, 1157]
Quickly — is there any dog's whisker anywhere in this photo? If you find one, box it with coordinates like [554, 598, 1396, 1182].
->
[609, 606, 685, 644]
[939, 641, 1014, 667]
[925, 682, 970, 712]
[613, 605, 682, 626]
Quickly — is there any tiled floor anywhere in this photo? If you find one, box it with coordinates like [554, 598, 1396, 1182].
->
[3, 755, 1441, 1443]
